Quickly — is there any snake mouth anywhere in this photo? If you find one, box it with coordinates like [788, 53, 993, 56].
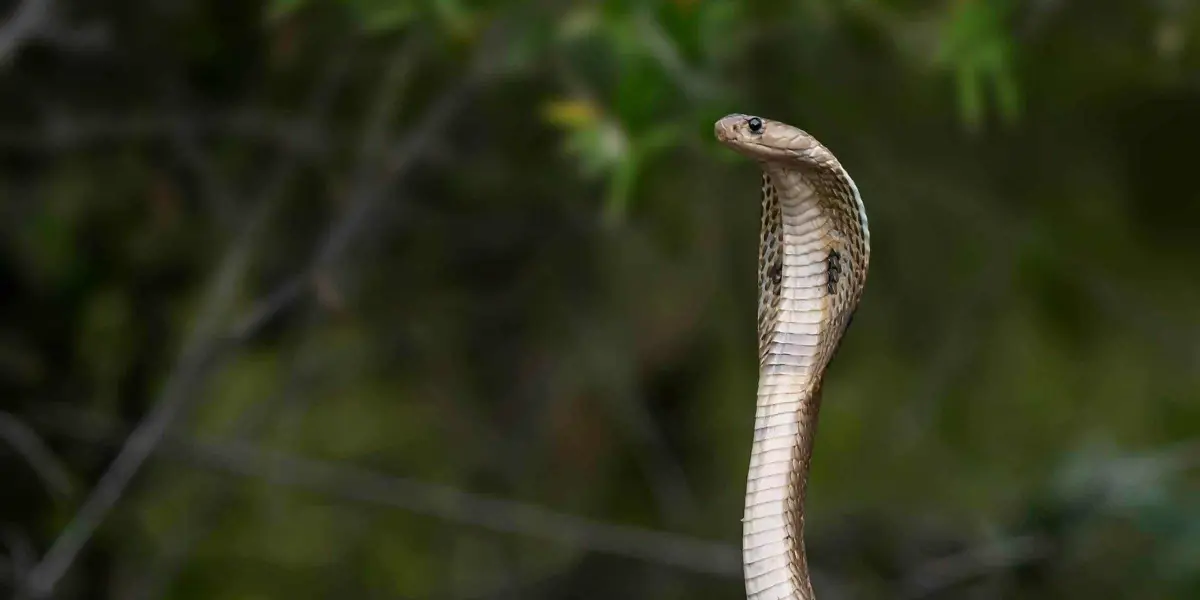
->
[729, 139, 796, 164]
[715, 113, 757, 144]
[714, 118, 737, 143]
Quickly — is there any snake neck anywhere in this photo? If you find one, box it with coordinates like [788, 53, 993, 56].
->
[743, 167, 868, 600]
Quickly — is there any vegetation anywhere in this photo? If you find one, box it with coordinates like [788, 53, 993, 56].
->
[2, 1, 1199, 598]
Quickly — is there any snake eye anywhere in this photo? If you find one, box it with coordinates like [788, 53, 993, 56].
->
[747, 117, 763, 133]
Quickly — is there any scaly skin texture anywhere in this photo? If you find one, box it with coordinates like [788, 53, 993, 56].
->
[715, 114, 870, 600]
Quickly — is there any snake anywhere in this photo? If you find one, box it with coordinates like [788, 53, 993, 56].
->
[714, 114, 871, 600]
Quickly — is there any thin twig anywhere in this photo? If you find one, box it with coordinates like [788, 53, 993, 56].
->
[29, 404, 743, 579]
[355, 35, 424, 164]
[0, 111, 328, 154]
[20, 47, 358, 600]
[22, 201, 273, 599]
[2, 528, 34, 599]
[194, 442, 738, 577]
[126, 309, 330, 600]
[0, 0, 51, 62]
[125, 36, 430, 598]
[244, 23, 503, 320]
[316, 31, 495, 272]
[225, 274, 309, 341]
[901, 534, 1051, 599]
[111, 25, 501, 597]
[169, 114, 243, 228]
[0, 411, 74, 500]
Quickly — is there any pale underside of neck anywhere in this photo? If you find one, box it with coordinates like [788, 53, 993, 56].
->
[744, 169, 833, 600]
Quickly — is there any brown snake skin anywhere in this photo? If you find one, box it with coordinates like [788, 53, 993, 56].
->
[715, 114, 870, 600]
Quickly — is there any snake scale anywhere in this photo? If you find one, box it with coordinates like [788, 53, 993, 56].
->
[715, 114, 871, 600]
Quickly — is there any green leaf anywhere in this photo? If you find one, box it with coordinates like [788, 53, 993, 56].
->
[937, 0, 1022, 130]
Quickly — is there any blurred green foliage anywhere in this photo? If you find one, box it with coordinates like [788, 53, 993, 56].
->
[2, 1, 1200, 599]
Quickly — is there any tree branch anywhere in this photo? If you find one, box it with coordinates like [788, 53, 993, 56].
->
[29, 404, 743, 579]
[0, 0, 51, 63]
[19, 45, 359, 600]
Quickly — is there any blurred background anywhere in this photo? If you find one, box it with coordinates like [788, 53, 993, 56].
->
[1, 0, 1199, 598]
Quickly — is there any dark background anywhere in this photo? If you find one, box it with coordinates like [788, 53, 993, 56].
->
[1, 0, 1199, 598]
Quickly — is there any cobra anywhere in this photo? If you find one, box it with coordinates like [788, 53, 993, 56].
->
[715, 114, 870, 600]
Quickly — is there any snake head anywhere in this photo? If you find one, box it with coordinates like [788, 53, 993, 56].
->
[714, 113, 825, 165]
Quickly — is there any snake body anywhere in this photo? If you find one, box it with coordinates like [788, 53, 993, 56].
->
[715, 114, 870, 600]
